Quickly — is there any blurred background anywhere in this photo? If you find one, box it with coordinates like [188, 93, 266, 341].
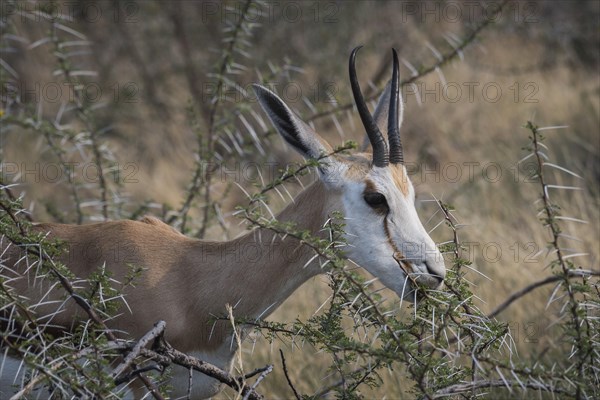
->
[1, 0, 598, 397]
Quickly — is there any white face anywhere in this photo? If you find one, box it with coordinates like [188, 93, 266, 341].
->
[332, 157, 446, 300]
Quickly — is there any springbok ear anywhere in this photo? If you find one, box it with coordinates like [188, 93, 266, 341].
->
[253, 84, 333, 159]
[360, 80, 404, 152]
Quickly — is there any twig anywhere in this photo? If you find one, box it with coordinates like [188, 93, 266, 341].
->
[0, 119, 84, 223]
[244, 365, 273, 380]
[0, 182, 33, 222]
[50, 21, 110, 221]
[528, 121, 589, 386]
[437, 200, 460, 260]
[249, 142, 356, 206]
[488, 270, 599, 319]
[436, 200, 477, 318]
[279, 349, 301, 400]
[112, 320, 166, 379]
[165, 1, 204, 110]
[313, 366, 370, 398]
[187, 367, 193, 399]
[41, 126, 85, 224]
[242, 364, 273, 400]
[196, 0, 255, 238]
[170, 0, 255, 234]
[432, 378, 572, 398]
[0, 198, 27, 236]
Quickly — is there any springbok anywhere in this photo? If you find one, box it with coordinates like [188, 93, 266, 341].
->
[0, 47, 445, 399]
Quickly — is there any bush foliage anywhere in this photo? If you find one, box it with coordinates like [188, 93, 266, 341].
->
[1, 1, 598, 398]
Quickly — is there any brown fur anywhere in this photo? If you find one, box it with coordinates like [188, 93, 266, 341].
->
[363, 179, 378, 194]
[1, 181, 334, 354]
[390, 164, 409, 196]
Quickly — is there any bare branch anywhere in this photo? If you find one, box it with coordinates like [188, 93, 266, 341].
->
[432, 378, 572, 398]
[112, 320, 167, 379]
[149, 338, 265, 400]
[242, 364, 273, 400]
[279, 349, 301, 400]
[488, 270, 599, 319]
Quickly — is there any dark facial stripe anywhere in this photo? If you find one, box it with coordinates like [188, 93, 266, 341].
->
[383, 215, 414, 275]
[364, 179, 414, 275]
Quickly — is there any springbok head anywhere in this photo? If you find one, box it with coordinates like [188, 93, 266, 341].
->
[253, 47, 445, 300]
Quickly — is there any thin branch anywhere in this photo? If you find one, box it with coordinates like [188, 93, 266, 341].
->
[528, 121, 588, 383]
[171, 0, 255, 234]
[244, 365, 274, 380]
[313, 366, 371, 398]
[242, 364, 273, 400]
[248, 142, 356, 206]
[432, 378, 572, 398]
[488, 270, 599, 319]
[279, 349, 301, 400]
[112, 320, 166, 379]
[127, 369, 164, 399]
[196, 0, 255, 238]
[0, 182, 33, 222]
[50, 22, 110, 221]
[0, 197, 27, 236]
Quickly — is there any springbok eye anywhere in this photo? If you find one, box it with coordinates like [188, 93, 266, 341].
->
[363, 192, 388, 210]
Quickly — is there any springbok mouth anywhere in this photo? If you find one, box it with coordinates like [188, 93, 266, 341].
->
[393, 252, 444, 291]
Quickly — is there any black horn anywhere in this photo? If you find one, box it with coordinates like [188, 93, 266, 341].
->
[388, 48, 404, 164]
[349, 46, 389, 168]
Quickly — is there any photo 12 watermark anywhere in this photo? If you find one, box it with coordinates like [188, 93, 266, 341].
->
[399, 1, 539, 24]
[1, 162, 139, 185]
[2, 81, 140, 104]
